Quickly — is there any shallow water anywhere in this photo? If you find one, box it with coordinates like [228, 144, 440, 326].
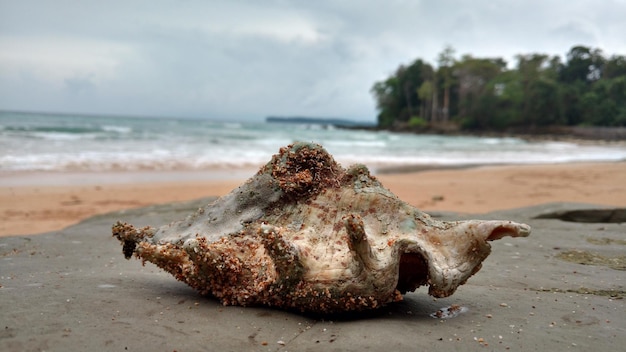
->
[2, 111, 625, 172]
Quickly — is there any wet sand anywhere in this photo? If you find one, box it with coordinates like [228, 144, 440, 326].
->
[1, 199, 624, 351]
[1, 162, 625, 237]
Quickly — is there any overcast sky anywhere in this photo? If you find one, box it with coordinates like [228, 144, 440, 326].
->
[1, 0, 625, 122]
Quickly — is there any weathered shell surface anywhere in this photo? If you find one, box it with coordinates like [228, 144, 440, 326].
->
[112, 142, 530, 313]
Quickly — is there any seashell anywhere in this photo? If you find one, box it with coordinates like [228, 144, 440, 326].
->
[112, 142, 530, 313]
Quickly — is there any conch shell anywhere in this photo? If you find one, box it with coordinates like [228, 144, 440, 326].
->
[113, 142, 530, 313]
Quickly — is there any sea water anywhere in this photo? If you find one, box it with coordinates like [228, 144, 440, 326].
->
[1, 111, 625, 173]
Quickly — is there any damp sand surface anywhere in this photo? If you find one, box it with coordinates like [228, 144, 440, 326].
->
[2, 161, 625, 237]
[1, 201, 625, 351]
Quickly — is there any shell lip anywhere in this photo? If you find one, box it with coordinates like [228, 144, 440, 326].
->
[485, 222, 531, 241]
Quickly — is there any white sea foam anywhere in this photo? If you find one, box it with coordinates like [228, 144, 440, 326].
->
[102, 125, 132, 134]
[1, 111, 625, 173]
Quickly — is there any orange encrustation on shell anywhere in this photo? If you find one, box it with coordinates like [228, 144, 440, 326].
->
[112, 142, 530, 313]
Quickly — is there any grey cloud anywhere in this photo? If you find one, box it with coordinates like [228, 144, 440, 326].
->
[550, 21, 597, 47]
[64, 76, 97, 95]
[0, 0, 625, 121]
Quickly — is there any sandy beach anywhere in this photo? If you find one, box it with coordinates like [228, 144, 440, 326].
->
[2, 160, 626, 351]
[1, 161, 625, 237]
[2, 176, 625, 351]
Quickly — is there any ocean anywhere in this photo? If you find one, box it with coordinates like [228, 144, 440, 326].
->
[1, 111, 625, 174]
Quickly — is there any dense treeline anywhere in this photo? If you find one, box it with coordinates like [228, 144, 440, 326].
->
[371, 45, 626, 131]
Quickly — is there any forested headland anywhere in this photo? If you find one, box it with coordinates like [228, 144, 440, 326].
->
[371, 45, 626, 136]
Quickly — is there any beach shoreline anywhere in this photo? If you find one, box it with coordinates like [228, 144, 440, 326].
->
[2, 161, 625, 237]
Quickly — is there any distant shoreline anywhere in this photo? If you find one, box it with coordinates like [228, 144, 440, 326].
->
[266, 116, 376, 127]
[451, 126, 626, 143]
[346, 124, 626, 143]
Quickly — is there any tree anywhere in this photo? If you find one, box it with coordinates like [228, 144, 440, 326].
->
[371, 59, 434, 127]
[371, 45, 626, 129]
[437, 46, 456, 123]
[453, 55, 507, 128]
[371, 77, 402, 128]
[580, 76, 626, 126]
[603, 55, 626, 79]
[487, 70, 524, 128]
[417, 80, 433, 121]
[559, 45, 605, 84]
[515, 54, 563, 126]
